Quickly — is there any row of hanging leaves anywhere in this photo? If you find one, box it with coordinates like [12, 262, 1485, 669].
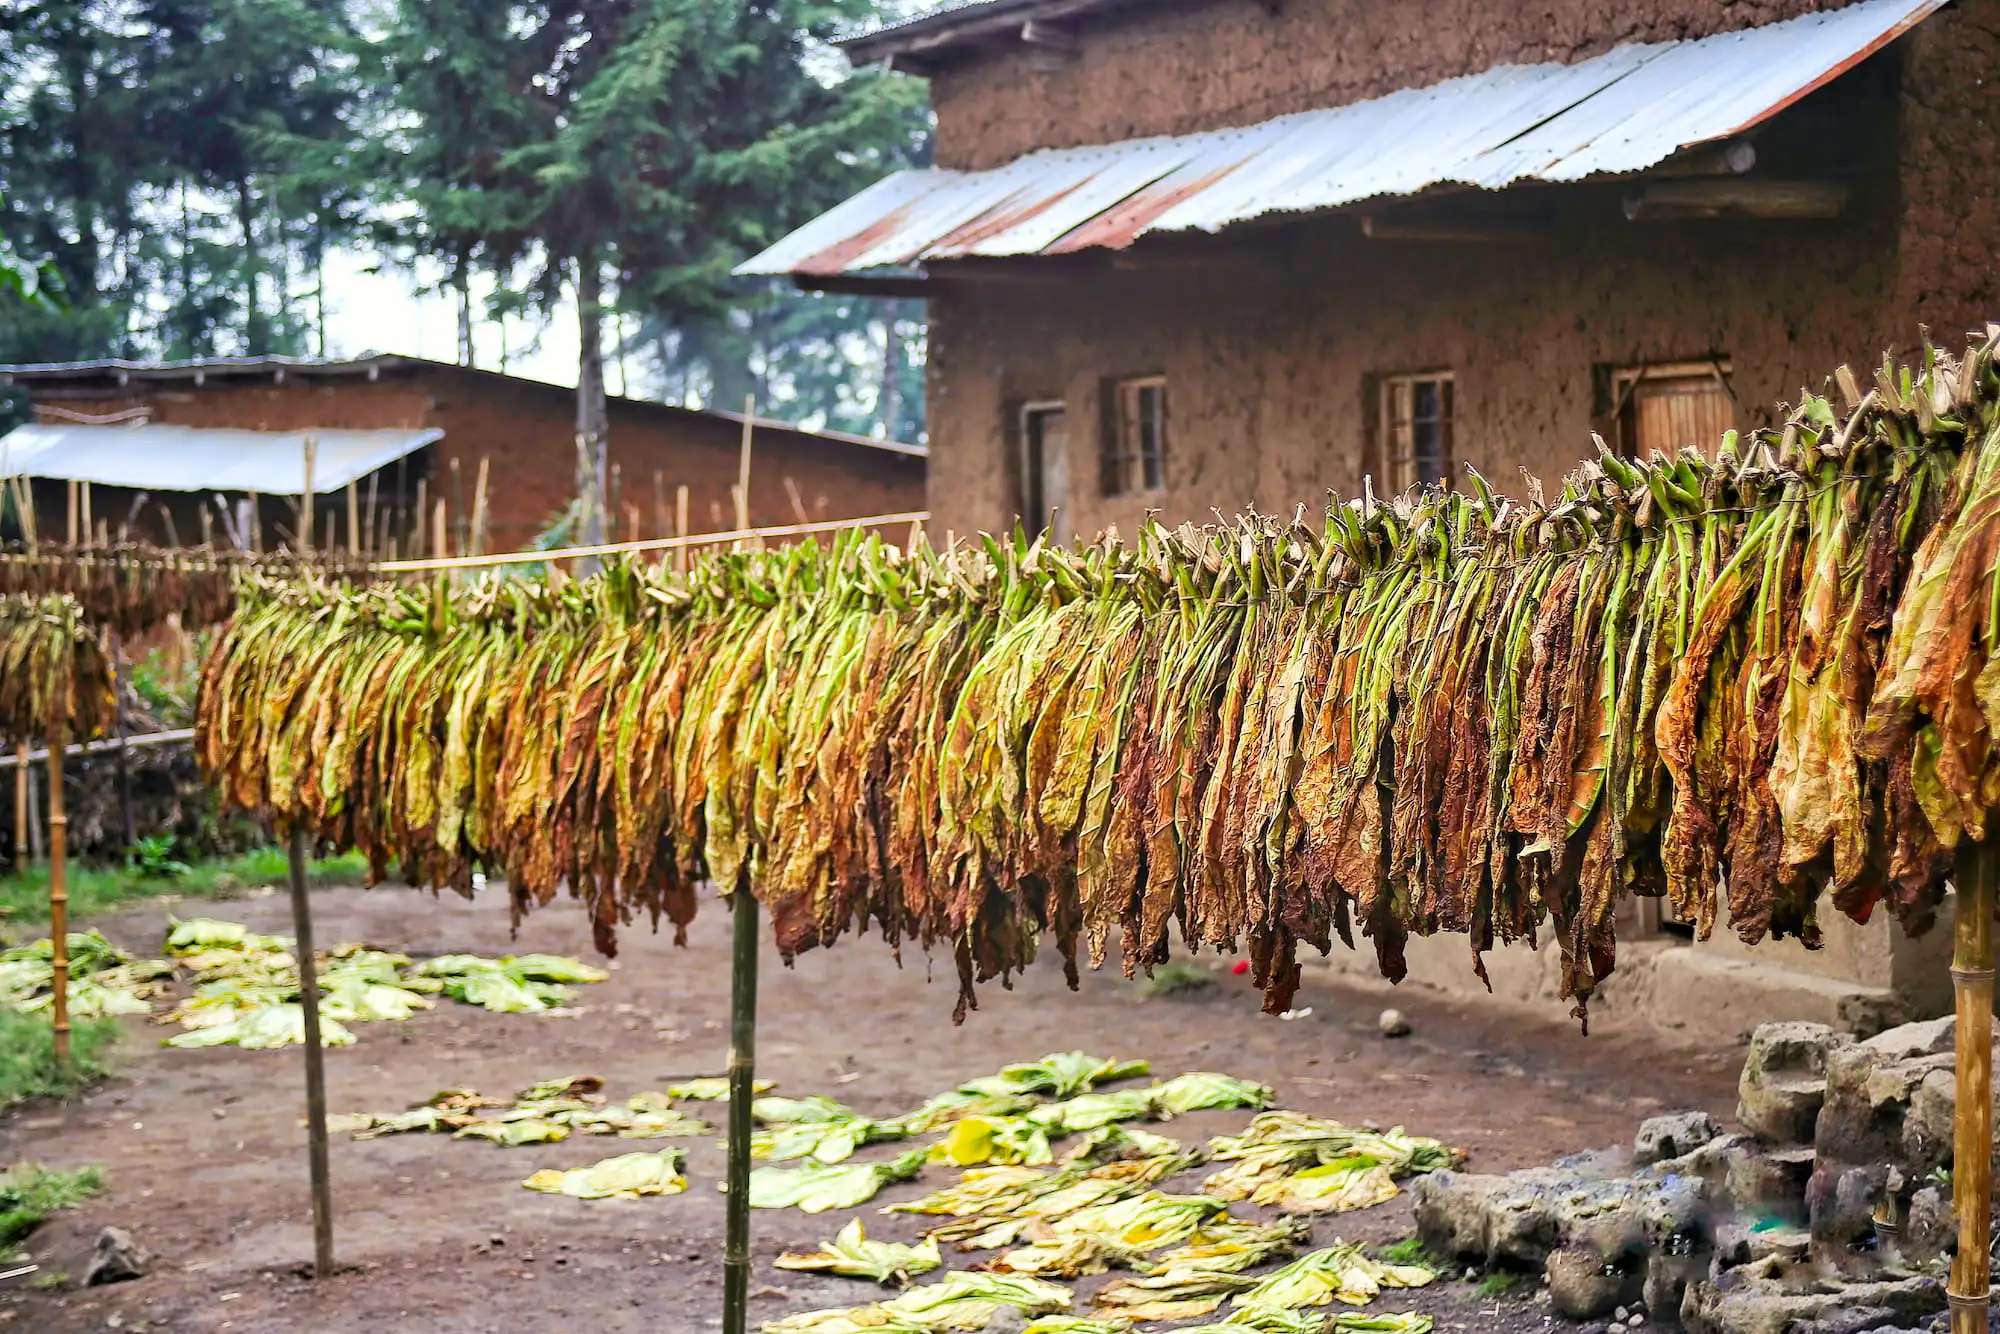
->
[0, 593, 115, 743]
[194, 334, 2000, 1028]
[0, 543, 377, 636]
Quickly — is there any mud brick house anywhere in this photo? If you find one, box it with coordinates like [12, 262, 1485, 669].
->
[0, 355, 925, 554]
[743, 0, 2000, 1037]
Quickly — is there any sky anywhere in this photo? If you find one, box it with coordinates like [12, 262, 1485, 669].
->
[317, 248, 593, 390]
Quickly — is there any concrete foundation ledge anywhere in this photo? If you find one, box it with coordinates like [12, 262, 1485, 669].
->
[1296, 932, 1909, 1047]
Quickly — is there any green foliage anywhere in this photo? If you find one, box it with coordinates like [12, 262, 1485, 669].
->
[126, 641, 205, 730]
[1137, 962, 1218, 999]
[0, 1010, 115, 1116]
[1472, 1270, 1523, 1298]
[0, 847, 368, 924]
[126, 835, 191, 881]
[0, 1163, 104, 1250]
[1380, 1237, 1441, 1267]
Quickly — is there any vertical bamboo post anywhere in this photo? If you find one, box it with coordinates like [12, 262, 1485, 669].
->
[79, 483, 91, 544]
[109, 635, 133, 850]
[674, 485, 689, 573]
[722, 881, 760, 1334]
[1952, 841, 1996, 1334]
[736, 396, 755, 539]
[46, 721, 67, 1063]
[288, 825, 335, 1279]
[65, 481, 76, 547]
[364, 473, 379, 558]
[12, 741, 25, 869]
[345, 481, 359, 557]
[248, 492, 263, 554]
[413, 478, 428, 558]
[300, 438, 316, 554]
[470, 458, 489, 557]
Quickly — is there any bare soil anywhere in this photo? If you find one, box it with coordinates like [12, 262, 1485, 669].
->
[0, 882, 1744, 1333]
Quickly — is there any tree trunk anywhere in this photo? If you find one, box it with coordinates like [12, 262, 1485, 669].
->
[237, 178, 265, 355]
[574, 253, 610, 549]
[879, 315, 902, 442]
[456, 249, 474, 369]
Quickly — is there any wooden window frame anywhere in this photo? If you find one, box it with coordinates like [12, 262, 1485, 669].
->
[1378, 370, 1455, 491]
[1609, 359, 1735, 458]
[1018, 399, 1067, 537]
[1102, 375, 1168, 498]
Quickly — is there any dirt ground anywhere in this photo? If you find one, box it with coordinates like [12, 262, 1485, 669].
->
[0, 881, 1745, 1333]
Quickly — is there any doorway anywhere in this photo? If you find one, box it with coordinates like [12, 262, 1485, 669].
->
[1020, 402, 1070, 545]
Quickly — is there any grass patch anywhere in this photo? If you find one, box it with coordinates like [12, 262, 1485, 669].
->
[1138, 961, 1219, 999]
[1381, 1236, 1447, 1268]
[0, 1009, 117, 1113]
[0, 847, 369, 926]
[0, 1163, 104, 1248]
[1473, 1270, 1524, 1298]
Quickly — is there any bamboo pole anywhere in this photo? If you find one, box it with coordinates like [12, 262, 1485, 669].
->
[722, 881, 760, 1334]
[373, 509, 931, 574]
[470, 457, 489, 557]
[1952, 842, 1996, 1334]
[109, 635, 133, 850]
[12, 742, 25, 868]
[248, 492, 262, 554]
[288, 825, 335, 1280]
[46, 720, 67, 1063]
[413, 478, 428, 558]
[345, 482, 359, 557]
[79, 483, 91, 545]
[65, 481, 76, 547]
[364, 473, 379, 558]
[736, 396, 755, 542]
[675, 486, 690, 574]
[300, 438, 316, 554]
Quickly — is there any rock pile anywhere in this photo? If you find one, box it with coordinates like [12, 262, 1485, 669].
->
[1413, 1015, 1993, 1332]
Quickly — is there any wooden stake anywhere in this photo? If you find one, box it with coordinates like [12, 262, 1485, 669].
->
[65, 481, 76, 547]
[432, 500, 446, 571]
[47, 720, 67, 1063]
[79, 483, 91, 544]
[345, 481, 359, 557]
[653, 471, 669, 542]
[470, 457, 489, 557]
[1952, 842, 1996, 1333]
[248, 492, 262, 554]
[12, 742, 25, 869]
[736, 396, 756, 538]
[300, 438, 316, 554]
[675, 485, 689, 573]
[364, 472, 379, 558]
[414, 478, 428, 558]
[722, 881, 760, 1334]
[288, 825, 335, 1280]
[782, 476, 809, 526]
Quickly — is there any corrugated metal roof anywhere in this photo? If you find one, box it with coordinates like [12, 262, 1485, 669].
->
[743, 0, 1940, 277]
[0, 424, 443, 494]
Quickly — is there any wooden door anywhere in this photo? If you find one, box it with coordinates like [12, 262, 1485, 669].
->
[1617, 363, 1736, 458]
[1021, 404, 1070, 545]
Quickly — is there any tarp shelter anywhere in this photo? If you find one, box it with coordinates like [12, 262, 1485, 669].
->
[0, 423, 443, 494]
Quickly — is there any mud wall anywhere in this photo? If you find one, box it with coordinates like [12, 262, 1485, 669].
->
[931, 0, 1850, 170]
[924, 183, 1904, 540]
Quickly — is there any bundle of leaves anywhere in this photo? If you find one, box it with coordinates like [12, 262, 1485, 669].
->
[0, 931, 171, 1019]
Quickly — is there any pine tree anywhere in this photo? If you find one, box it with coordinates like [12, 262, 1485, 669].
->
[380, 0, 927, 543]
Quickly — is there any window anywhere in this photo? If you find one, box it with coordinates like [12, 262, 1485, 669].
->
[1103, 376, 1167, 496]
[1612, 361, 1735, 459]
[1380, 372, 1454, 491]
[1019, 402, 1070, 545]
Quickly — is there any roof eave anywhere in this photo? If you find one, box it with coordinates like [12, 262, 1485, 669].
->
[838, 0, 1140, 66]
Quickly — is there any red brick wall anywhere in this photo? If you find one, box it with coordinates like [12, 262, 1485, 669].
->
[24, 366, 925, 554]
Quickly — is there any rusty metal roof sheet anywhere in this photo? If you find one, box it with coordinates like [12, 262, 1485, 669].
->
[743, 0, 1940, 277]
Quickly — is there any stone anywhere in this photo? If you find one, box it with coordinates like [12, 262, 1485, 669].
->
[1722, 1143, 1816, 1221]
[1645, 1246, 1707, 1317]
[1903, 1068, 1956, 1181]
[1679, 1267, 1943, 1334]
[1636, 1112, 1722, 1166]
[83, 1226, 148, 1287]
[1900, 1185, 1954, 1267]
[1378, 1007, 1411, 1038]
[1413, 1166, 1651, 1268]
[1547, 1243, 1638, 1321]
[1737, 1021, 1850, 1144]
[1816, 1019, 1959, 1168]
[1787, 1307, 1906, 1334]
[1807, 1163, 1886, 1248]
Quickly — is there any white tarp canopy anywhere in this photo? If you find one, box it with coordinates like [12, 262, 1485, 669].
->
[0, 423, 443, 493]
